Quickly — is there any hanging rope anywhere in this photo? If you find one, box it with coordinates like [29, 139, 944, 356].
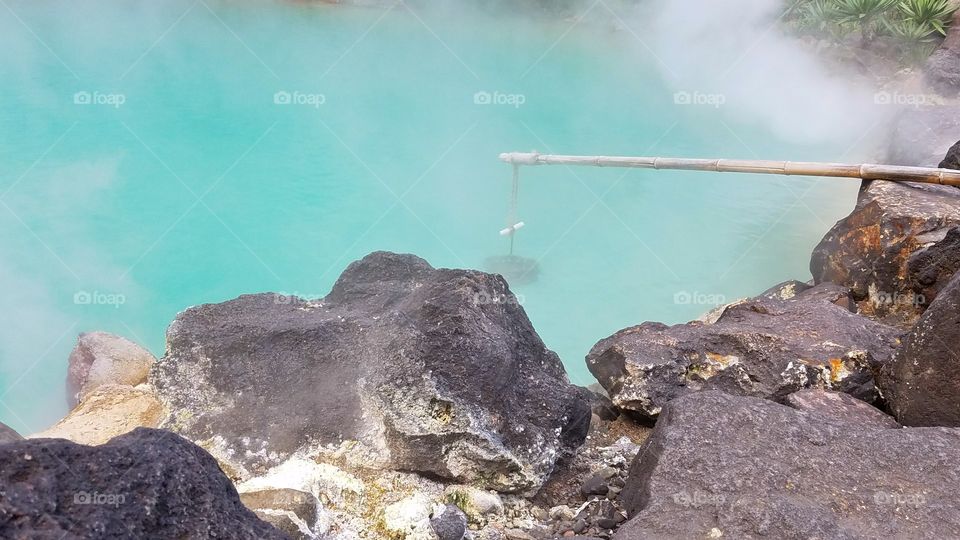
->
[508, 164, 519, 255]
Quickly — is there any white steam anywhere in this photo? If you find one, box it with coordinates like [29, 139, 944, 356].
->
[629, 0, 891, 150]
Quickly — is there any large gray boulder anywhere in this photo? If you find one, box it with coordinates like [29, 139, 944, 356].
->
[151, 251, 590, 493]
[66, 331, 156, 407]
[586, 283, 900, 419]
[615, 391, 960, 539]
[810, 180, 960, 320]
[0, 428, 286, 539]
[876, 271, 960, 426]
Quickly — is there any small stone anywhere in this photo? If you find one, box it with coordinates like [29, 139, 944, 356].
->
[383, 494, 433, 537]
[548, 506, 575, 521]
[595, 517, 617, 530]
[573, 518, 588, 533]
[531, 506, 548, 521]
[446, 486, 504, 522]
[580, 475, 609, 498]
[596, 467, 618, 480]
[504, 528, 535, 540]
[431, 504, 468, 540]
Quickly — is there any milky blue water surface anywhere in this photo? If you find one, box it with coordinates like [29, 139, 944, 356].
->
[0, 1, 867, 430]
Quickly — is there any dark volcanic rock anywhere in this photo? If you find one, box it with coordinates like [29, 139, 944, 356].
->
[940, 139, 960, 170]
[615, 391, 960, 540]
[877, 272, 960, 427]
[926, 12, 960, 95]
[580, 475, 609, 498]
[151, 251, 589, 492]
[811, 180, 960, 319]
[0, 421, 22, 444]
[785, 388, 899, 429]
[0, 428, 285, 540]
[587, 284, 901, 419]
[907, 225, 960, 306]
[431, 504, 468, 540]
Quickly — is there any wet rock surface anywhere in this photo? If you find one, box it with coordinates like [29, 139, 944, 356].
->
[877, 271, 960, 427]
[66, 331, 156, 408]
[810, 180, 960, 321]
[0, 427, 286, 539]
[151, 251, 589, 492]
[587, 283, 901, 419]
[615, 391, 960, 540]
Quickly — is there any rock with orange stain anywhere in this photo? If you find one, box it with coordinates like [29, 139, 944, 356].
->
[587, 283, 901, 419]
[810, 179, 960, 324]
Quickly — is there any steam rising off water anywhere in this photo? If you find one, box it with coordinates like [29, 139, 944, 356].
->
[0, 1, 889, 430]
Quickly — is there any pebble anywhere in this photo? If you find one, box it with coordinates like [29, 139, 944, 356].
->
[596, 517, 618, 530]
[580, 475, 609, 498]
[596, 466, 619, 480]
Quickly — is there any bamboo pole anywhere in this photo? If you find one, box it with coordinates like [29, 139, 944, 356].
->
[498, 152, 960, 187]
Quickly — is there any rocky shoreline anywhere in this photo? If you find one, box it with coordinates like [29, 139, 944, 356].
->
[3, 131, 959, 537]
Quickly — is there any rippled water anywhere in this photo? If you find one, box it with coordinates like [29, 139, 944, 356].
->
[0, 0, 873, 430]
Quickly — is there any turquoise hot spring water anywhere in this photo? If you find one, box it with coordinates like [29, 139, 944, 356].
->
[0, 0, 884, 430]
